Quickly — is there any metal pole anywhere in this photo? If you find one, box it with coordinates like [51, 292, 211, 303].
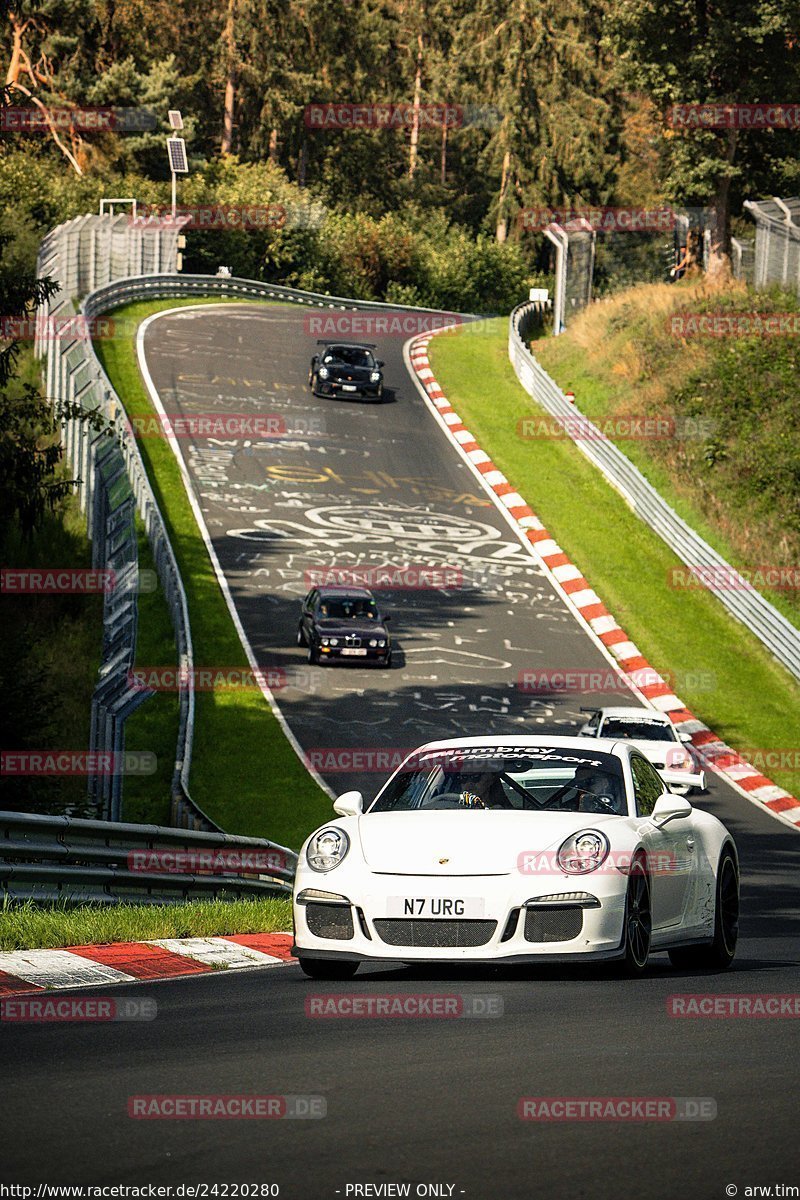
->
[171, 171, 177, 219]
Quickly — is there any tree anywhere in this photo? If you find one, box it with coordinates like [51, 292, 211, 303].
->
[455, 0, 619, 242]
[605, 0, 800, 273]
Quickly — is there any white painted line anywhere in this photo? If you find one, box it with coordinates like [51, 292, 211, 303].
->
[0, 949, 137, 989]
[136, 306, 335, 800]
[150, 938, 284, 969]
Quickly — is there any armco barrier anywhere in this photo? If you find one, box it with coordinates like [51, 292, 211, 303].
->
[509, 302, 800, 683]
[0, 810, 296, 904]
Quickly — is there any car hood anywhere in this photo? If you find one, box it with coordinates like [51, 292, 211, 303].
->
[356, 810, 623, 876]
[327, 364, 373, 380]
[624, 738, 686, 766]
[315, 619, 388, 637]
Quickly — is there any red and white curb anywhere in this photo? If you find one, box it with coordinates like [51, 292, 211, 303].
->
[0, 933, 295, 996]
[406, 334, 800, 830]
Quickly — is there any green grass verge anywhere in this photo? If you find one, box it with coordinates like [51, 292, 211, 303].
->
[94, 297, 332, 847]
[533, 282, 800, 628]
[428, 320, 800, 796]
[0, 896, 292, 952]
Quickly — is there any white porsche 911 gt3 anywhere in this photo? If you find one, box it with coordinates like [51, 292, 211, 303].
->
[292, 736, 739, 979]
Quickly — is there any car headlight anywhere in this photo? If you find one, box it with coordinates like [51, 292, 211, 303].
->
[321, 637, 329, 646]
[329, 637, 339, 646]
[369, 638, 377, 647]
[556, 829, 610, 874]
[370, 370, 381, 383]
[670, 752, 691, 769]
[378, 639, 386, 647]
[307, 827, 349, 873]
[317, 365, 329, 379]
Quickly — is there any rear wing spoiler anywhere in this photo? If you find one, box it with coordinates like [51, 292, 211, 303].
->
[315, 339, 377, 348]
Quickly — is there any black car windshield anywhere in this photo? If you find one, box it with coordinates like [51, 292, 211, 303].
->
[369, 748, 627, 815]
[601, 717, 676, 743]
[318, 597, 379, 620]
[323, 346, 375, 368]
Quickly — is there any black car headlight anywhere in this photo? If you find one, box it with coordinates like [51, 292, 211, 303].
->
[307, 827, 350, 873]
[318, 366, 329, 379]
[556, 829, 610, 874]
[329, 637, 339, 646]
[369, 370, 381, 383]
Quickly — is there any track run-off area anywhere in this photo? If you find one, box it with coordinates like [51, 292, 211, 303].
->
[4, 302, 798, 1197]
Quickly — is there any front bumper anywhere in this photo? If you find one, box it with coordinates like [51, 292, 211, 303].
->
[293, 872, 628, 963]
[316, 643, 390, 664]
[315, 379, 382, 398]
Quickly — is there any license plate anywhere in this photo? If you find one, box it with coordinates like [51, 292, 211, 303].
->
[386, 897, 486, 919]
[340, 647, 367, 656]
[341, 384, 357, 392]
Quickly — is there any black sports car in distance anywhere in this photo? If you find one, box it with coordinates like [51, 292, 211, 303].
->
[297, 586, 392, 666]
[308, 342, 384, 401]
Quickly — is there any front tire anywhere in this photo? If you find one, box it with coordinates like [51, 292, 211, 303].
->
[668, 849, 739, 970]
[618, 855, 651, 976]
[307, 643, 319, 665]
[296, 624, 307, 647]
[298, 957, 359, 980]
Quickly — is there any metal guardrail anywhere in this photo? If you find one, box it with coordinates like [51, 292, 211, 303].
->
[0, 810, 296, 904]
[509, 301, 800, 682]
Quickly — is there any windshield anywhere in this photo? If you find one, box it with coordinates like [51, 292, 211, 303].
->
[369, 748, 627, 815]
[323, 346, 375, 368]
[318, 597, 379, 620]
[601, 717, 676, 743]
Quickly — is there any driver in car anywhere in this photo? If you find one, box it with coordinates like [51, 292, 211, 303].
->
[546, 765, 624, 814]
[454, 771, 510, 809]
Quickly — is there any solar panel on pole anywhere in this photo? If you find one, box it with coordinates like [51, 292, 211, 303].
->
[167, 137, 189, 174]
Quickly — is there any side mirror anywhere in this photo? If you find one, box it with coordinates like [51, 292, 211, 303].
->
[678, 731, 692, 744]
[377, 359, 385, 367]
[333, 790, 363, 817]
[651, 792, 692, 826]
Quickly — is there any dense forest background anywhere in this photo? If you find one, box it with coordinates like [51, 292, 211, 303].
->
[2, 0, 800, 307]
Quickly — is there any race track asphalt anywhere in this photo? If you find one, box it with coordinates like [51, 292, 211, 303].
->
[3, 302, 796, 1198]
